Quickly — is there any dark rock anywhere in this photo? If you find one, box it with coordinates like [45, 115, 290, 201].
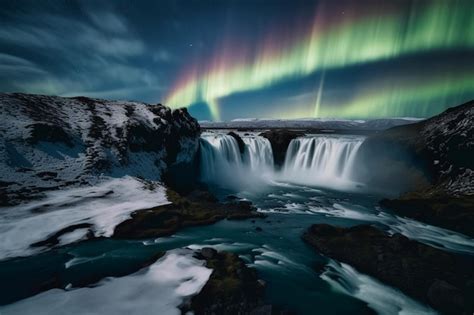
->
[226, 195, 239, 201]
[357, 100, 474, 236]
[228, 131, 246, 154]
[188, 250, 265, 315]
[428, 279, 466, 314]
[27, 123, 74, 147]
[250, 305, 273, 315]
[303, 224, 474, 314]
[381, 195, 474, 237]
[36, 171, 58, 179]
[260, 130, 304, 166]
[113, 188, 263, 239]
[200, 247, 217, 259]
[255, 226, 263, 232]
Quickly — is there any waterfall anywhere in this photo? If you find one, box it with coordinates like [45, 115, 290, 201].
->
[200, 132, 365, 191]
[200, 133, 274, 190]
[280, 135, 364, 188]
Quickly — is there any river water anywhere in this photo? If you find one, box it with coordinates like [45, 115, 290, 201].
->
[1, 132, 473, 314]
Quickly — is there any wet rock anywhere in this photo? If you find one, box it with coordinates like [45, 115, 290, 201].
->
[200, 247, 217, 259]
[428, 279, 466, 314]
[113, 188, 263, 239]
[381, 195, 474, 237]
[228, 131, 246, 154]
[260, 130, 304, 166]
[303, 224, 474, 314]
[188, 250, 267, 315]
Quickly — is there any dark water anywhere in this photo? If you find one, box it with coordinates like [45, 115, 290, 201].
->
[2, 180, 472, 314]
[1, 133, 473, 314]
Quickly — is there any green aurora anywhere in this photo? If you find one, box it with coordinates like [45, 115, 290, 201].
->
[165, 0, 474, 120]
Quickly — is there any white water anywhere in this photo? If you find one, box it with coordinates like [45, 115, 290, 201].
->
[280, 135, 364, 189]
[321, 260, 437, 315]
[200, 133, 274, 190]
[200, 133, 364, 191]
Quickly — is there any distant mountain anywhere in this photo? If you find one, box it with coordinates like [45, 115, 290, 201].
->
[199, 117, 423, 131]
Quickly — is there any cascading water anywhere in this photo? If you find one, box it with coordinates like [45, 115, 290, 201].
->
[280, 135, 365, 189]
[200, 133, 274, 190]
[200, 132, 365, 191]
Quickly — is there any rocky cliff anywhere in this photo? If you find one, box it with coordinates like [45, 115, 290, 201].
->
[0, 93, 200, 205]
[358, 100, 474, 235]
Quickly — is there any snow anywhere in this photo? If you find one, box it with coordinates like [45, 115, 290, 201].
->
[0, 176, 169, 260]
[0, 249, 212, 315]
[0, 93, 200, 203]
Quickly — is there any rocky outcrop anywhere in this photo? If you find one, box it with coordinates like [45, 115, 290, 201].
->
[357, 100, 474, 235]
[260, 130, 304, 166]
[0, 93, 200, 205]
[113, 188, 264, 239]
[185, 247, 265, 314]
[185, 247, 291, 315]
[380, 195, 474, 237]
[359, 100, 473, 196]
[303, 224, 474, 315]
[227, 131, 246, 154]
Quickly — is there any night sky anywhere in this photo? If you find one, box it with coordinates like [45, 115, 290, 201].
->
[1, 0, 473, 121]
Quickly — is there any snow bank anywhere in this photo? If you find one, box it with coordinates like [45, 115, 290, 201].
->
[0, 249, 212, 315]
[0, 176, 169, 260]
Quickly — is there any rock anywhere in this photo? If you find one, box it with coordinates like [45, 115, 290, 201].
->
[0, 93, 200, 204]
[27, 123, 74, 147]
[428, 279, 466, 315]
[250, 305, 273, 315]
[260, 130, 304, 166]
[113, 188, 263, 239]
[303, 224, 474, 314]
[228, 131, 246, 154]
[255, 226, 263, 232]
[358, 100, 474, 236]
[200, 247, 217, 259]
[187, 250, 288, 315]
[380, 195, 474, 237]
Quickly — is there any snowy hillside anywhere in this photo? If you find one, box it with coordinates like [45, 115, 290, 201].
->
[0, 93, 200, 205]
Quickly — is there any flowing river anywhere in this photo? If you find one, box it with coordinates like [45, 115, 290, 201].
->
[1, 131, 473, 315]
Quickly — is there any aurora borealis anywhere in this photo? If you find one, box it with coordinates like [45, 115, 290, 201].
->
[0, 0, 473, 120]
[165, 0, 474, 120]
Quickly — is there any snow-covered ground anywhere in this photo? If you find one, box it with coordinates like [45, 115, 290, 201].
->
[0, 176, 169, 260]
[0, 249, 212, 315]
[0, 93, 200, 204]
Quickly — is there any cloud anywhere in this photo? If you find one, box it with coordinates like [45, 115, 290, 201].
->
[86, 11, 129, 34]
[0, 6, 160, 101]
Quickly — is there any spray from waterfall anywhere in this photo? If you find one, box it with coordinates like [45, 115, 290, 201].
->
[280, 135, 364, 189]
